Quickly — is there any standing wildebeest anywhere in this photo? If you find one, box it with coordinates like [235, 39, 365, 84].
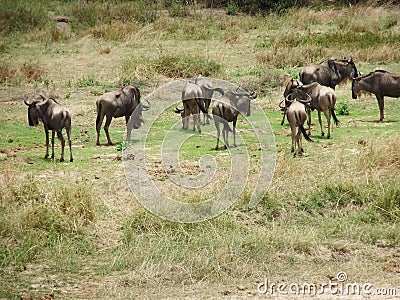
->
[293, 82, 339, 139]
[212, 90, 256, 150]
[194, 75, 225, 124]
[174, 81, 209, 134]
[280, 79, 302, 125]
[300, 58, 358, 90]
[24, 96, 73, 162]
[96, 86, 149, 145]
[352, 70, 400, 121]
[285, 93, 313, 156]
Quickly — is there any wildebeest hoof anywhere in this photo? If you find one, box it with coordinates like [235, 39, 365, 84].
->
[70, 158, 74, 162]
[321, 133, 325, 136]
[327, 135, 331, 139]
[59, 158, 64, 162]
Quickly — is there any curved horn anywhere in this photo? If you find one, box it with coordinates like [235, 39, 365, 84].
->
[40, 95, 46, 101]
[249, 91, 257, 99]
[142, 98, 151, 111]
[298, 93, 312, 104]
[285, 94, 294, 102]
[174, 104, 184, 114]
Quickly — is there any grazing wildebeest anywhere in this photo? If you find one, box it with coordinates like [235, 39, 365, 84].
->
[292, 82, 339, 138]
[174, 81, 209, 134]
[212, 90, 256, 150]
[96, 86, 149, 145]
[285, 93, 313, 156]
[194, 75, 225, 124]
[300, 58, 358, 90]
[24, 96, 73, 162]
[352, 70, 400, 121]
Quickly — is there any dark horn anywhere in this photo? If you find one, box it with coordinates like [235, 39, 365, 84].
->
[278, 100, 285, 109]
[142, 99, 151, 111]
[174, 104, 184, 114]
[250, 91, 257, 99]
[40, 95, 46, 101]
[285, 94, 294, 102]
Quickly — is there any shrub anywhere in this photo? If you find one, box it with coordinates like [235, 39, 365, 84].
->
[153, 55, 221, 78]
[337, 102, 350, 115]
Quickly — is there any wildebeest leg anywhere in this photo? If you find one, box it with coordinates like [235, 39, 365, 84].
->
[183, 109, 190, 130]
[296, 127, 302, 154]
[376, 95, 385, 121]
[58, 131, 65, 162]
[66, 126, 73, 162]
[306, 108, 312, 135]
[44, 129, 50, 158]
[203, 99, 211, 125]
[125, 115, 132, 140]
[324, 109, 331, 139]
[290, 125, 296, 154]
[96, 112, 105, 145]
[318, 111, 325, 137]
[215, 120, 221, 150]
[223, 128, 229, 149]
[104, 115, 113, 145]
[233, 120, 237, 147]
[194, 113, 201, 134]
[51, 130, 55, 159]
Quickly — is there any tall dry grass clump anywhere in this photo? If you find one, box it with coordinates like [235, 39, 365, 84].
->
[0, 172, 98, 267]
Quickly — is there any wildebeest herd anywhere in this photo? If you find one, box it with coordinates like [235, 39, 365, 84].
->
[24, 59, 399, 161]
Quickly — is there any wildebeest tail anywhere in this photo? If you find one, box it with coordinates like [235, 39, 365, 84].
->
[57, 130, 64, 140]
[295, 111, 312, 142]
[331, 107, 339, 126]
[195, 98, 208, 114]
[329, 94, 340, 126]
[299, 124, 313, 142]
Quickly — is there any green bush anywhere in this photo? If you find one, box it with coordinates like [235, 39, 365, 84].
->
[337, 102, 350, 115]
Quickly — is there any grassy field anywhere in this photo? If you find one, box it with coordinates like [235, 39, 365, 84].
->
[0, 1, 399, 299]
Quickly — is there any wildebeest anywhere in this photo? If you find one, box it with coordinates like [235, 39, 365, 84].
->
[280, 79, 302, 125]
[285, 93, 313, 156]
[300, 58, 358, 90]
[194, 75, 225, 124]
[96, 86, 149, 145]
[174, 81, 209, 134]
[291, 81, 339, 139]
[352, 70, 400, 121]
[24, 95, 73, 162]
[212, 90, 256, 150]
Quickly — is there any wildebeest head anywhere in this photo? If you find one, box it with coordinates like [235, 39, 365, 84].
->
[351, 77, 363, 99]
[346, 58, 359, 79]
[234, 91, 257, 117]
[284, 79, 301, 98]
[24, 99, 41, 126]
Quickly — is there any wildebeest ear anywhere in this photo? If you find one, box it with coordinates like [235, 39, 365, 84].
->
[115, 91, 122, 97]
